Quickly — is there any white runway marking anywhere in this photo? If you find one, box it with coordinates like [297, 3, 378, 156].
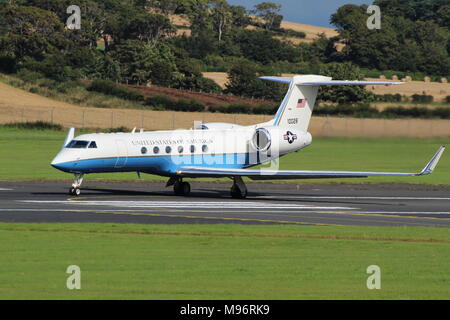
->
[259, 196, 450, 201]
[0, 188, 13, 191]
[19, 200, 357, 211]
[4, 208, 450, 216]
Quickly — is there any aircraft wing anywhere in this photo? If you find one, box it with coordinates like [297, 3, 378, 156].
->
[177, 146, 445, 180]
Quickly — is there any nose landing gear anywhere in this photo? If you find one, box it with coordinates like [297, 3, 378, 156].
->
[69, 173, 84, 196]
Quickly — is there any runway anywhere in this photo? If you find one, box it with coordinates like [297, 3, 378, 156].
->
[0, 181, 450, 227]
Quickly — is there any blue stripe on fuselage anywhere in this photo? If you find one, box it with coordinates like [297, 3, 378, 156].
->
[51, 153, 254, 175]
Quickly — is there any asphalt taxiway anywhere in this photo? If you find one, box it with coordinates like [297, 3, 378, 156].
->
[0, 181, 449, 227]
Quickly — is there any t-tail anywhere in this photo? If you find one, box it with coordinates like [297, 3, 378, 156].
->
[260, 75, 404, 132]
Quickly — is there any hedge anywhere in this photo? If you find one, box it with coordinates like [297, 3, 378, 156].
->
[87, 80, 144, 101]
[411, 94, 434, 104]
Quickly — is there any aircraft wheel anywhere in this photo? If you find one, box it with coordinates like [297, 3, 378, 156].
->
[231, 185, 247, 199]
[174, 182, 191, 196]
[69, 188, 81, 196]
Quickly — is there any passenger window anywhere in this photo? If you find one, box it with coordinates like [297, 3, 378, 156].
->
[202, 145, 208, 153]
[165, 146, 172, 154]
[153, 146, 160, 154]
[88, 141, 97, 149]
[190, 145, 196, 153]
[178, 146, 184, 154]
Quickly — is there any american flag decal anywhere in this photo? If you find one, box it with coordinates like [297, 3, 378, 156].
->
[297, 98, 307, 108]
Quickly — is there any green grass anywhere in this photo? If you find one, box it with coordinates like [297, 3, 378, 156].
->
[0, 223, 448, 299]
[0, 126, 448, 184]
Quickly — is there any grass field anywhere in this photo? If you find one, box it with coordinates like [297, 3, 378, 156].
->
[0, 223, 449, 299]
[0, 127, 448, 184]
[0, 127, 449, 300]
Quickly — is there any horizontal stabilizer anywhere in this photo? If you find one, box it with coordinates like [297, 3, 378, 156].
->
[259, 76, 404, 86]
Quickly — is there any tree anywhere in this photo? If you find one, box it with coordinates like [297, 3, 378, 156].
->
[229, 5, 251, 28]
[329, 1, 450, 75]
[144, 0, 181, 14]
[210, 0, 232, 43]
[252, 2, 282, 31]
[233, 29, 300, 64]
[318, 62, 373, 104]
[108, 40, 177, 85]
[109, 12, 175, 46]
[225, 60, 284, 100]
[0, 5, 69, 72]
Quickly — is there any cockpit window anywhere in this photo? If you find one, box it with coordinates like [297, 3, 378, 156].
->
[66, 140, 89, 149]
[88, 141, 97, 149]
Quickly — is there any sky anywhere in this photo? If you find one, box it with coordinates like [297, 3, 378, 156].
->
[227, 0, 373, 28]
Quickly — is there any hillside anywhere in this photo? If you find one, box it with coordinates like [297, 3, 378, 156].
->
[277, 20, 338, 45]
[0, 81, 81, 110]
[127, 83, 269, 107]
[170, 14, 338, 44]
[1, 79, 449, 138]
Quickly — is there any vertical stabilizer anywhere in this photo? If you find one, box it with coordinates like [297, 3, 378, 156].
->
[265, 75, 331, 132]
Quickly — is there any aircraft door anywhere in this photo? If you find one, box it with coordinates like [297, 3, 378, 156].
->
[115, 140, 128, 168]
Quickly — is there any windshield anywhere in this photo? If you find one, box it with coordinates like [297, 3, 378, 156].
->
[66, 140, 90, 149]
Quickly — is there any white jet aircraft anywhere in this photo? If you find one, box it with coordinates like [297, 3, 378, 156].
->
[51, 75, 445, 198]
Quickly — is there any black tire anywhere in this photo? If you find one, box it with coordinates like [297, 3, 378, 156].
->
[231, 185, 247, 199]
[69, 188, 81, 196]
[174, 182, 183, 195]
[174, 182, 191, 196]
[180, 182, 191, 196]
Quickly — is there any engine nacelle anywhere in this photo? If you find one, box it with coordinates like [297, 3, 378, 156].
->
[250, 126, 312, 158]
[195, 122, 244, 130]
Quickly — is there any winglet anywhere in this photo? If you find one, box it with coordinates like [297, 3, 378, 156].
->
[419, 146, 445, 175]
[62, 127, 75, 148]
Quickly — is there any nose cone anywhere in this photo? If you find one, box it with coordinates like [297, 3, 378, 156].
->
[51, 152, 72, 172]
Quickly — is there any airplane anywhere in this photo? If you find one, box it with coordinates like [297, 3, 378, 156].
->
[51, 75, 445, 198]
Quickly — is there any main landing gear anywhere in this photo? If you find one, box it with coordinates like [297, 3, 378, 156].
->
[166, 176, 248, 199]
[230, 177, 247, 199]
[69, 173, 84, 196]
[167, 177, 191, 196]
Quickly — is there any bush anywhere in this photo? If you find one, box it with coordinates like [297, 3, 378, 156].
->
[274, 28, 306, 39]
[52, 80, 87, 93]
[87, 80, 144, 101]
[253, 104, 278, 115]
[373, 94, 402, 102]
[209, 103, 252, 114]
[145, 95, 175, 107]
[411, 94, 434, 104]
[3, 121, 63, 131]
[168, 99, 205, 112]
[382, 107, 431, 118]
[145, 95, 205, 112]
[432, 107, 450, 119]
[16, 69, 45, 84]
[107, 126, 129, 133]
[445, 96, 450, 104]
